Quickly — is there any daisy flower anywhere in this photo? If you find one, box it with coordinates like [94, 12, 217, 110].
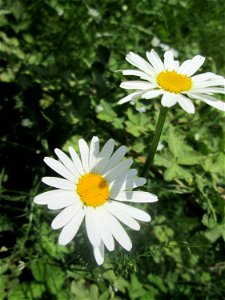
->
[118, 49, 225, 114]
[34, 137, 158, 265]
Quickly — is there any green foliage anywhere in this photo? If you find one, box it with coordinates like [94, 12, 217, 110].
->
[1, 0, 224, 299]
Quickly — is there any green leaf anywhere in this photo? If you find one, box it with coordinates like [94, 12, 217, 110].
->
[164, 164, 192, 182]
[147, 274, 167, 293]
[30, 260, 66, 295]
[204, 224, 225, 243]
[128, 274, 146, 299]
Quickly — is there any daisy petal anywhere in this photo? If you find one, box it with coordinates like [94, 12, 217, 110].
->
[111, 202, 151, 222]
[93, 241, 105, 265]
[94, 139, 115, 173]
[44, 157, 76, 182]
[103, 145, 127, 172]
[142, 89, 163, 99]
[177, 94, 195, 114]
[51, 202, 82, 229]
[42, 177, 75, 190]
[164, 50, 175, 71]
[78, 139, 90, 173]
[69, 147, 85, 175]
[120, 81, 155, 90]
[110, 173, 144, 198]
[101, 207, 132, 251]
[126, 51, 155, 75]
[192, 72, 224, 83]
[85, 207, 101, 247]
[113, 191, 158, 203]
[121, 69, 154, 81]
[188, 93, 225, 103]
[161, 93, 177, 107]
[48, 193, 79, 210]
[34, 189, 70, 205]
[146, 49, 164, 72]
[105, 202, 140, 231]
[89, 136, 99, 171]
[96, 208, 115, 251]
[179, 55, 205, 76]
[133, 177, 147, 188]
[189, 93, 225, 111]
[58, 209, 85, 245]
[202, 99, 225, 111]
[54, 148, 79, 177]
[118, 91, 144, 105]
[191, 87, 225, 94]
[104, 159, 133, 182]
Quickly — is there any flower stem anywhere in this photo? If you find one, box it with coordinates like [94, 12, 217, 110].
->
[142, 106, 168, 177]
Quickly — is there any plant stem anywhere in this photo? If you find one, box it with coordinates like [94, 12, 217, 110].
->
[142, 106, 168, 177]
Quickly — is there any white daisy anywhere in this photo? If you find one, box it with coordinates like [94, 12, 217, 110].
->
[118, 49, 225, 114]
[34, 137, 158, 265]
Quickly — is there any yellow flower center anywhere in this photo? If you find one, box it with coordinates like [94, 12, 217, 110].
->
[76, 173, 109, 207]
[157, 70, 192, 93]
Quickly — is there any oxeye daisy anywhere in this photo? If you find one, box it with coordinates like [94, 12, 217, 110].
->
[34, 137, 158, 265]
[118, 49, 225, 113]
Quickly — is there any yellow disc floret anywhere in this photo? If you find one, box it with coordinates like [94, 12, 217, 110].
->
[157, 70, 192, 93]
[76, 173, 109, 207]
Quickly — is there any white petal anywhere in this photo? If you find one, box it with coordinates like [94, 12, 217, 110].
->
[194, 80, 225, 88]
[89, 136, 99, 171]
[179, 55, 205, 76]
[93, 241, 105, 265]
[188, 93, 218, 102]
[69, 147, 85, 175]
[202, 99, 225, 111]
[161, 93, 177, 107]
[34, 190, 79, 209]
[126, 51, 155, 75]
[187, 55, 205, 76]
[164, 50, 175, 71]
[85, 207, 101, 247]
[44, 157, 76, 182]
[189, 93, 225, 111]
[190, 87, 225, 94]
[78, 139, 90, 173]
[96, 208, 115, 251]
[120, 81, 155, 90]
[101, 207, 132, 251]
[104, 158, 133, 182]
[109, 174, 145, 198]
[118, 91, 144, 105]
[54, 148, 79, 177]
[141, 89, 163, 99]
[48, 193, 79, 210]
[42, 177, 75, 190]
[178, 59, 192, 74]
[94, 139, 115, 173]
[133, 177, 147, 188]
[113, 191, 158, 203]
[34, 189, 70, 205]
[109, 169, 137, 186]
[58, 209, 85, 245]
[177, 94, 195, 114]
[121, 69, 154, 81]
[192, 72, 224, 83]
[51, 202, 82, 229]
[103, 145, 127, 172]
[111, 202, 151, 222]
[146, 49, 165, 72]
[105, 202, 140, 230]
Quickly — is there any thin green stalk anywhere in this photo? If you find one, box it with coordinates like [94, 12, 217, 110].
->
[142, 106, 168, 177]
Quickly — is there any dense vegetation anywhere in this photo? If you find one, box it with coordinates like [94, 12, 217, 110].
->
[0, 0, 224, 299]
